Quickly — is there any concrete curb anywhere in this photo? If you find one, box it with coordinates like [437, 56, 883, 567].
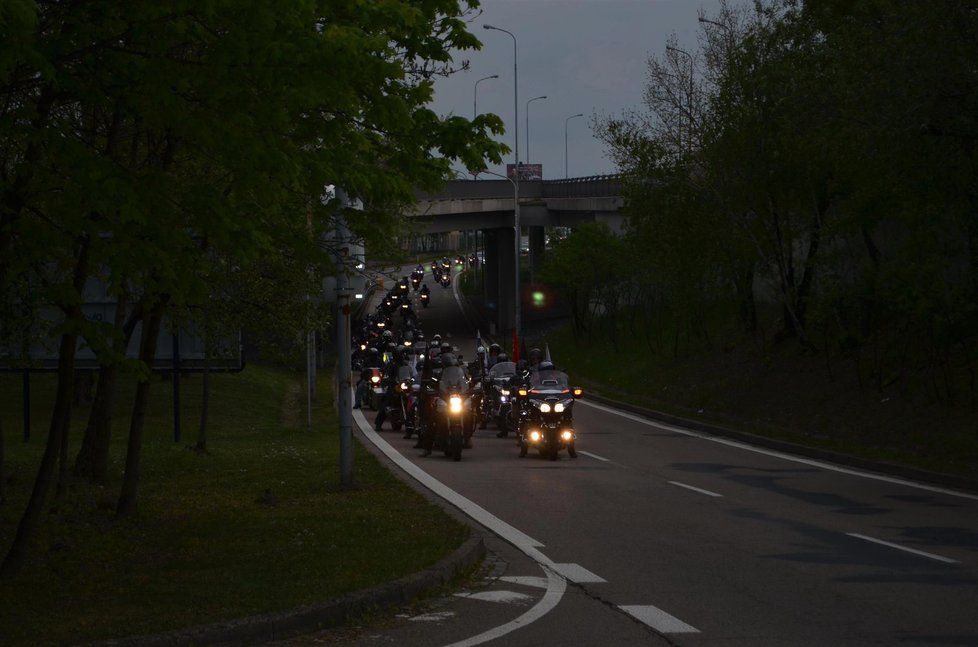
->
[85, 535, 485, 647]
[584, 391, 978, 494]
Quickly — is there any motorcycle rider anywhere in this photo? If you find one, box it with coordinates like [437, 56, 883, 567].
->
[487, 343, 502, 367]
[354, 346, 382, 409]
[374, 345, 415, 431]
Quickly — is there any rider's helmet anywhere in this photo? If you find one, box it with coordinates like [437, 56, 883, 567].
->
[528, 348, 542, 364]
[476, 346, 486, 356]
[382, 330, 393, 342]
[496, 352, 509, 363]
[431, 334, 442, 345]
[537, 360, 555, 372]
[440, 342, 452, 354]
[488, 343, 501, 356]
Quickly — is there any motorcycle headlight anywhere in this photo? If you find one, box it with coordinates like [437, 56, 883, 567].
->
[554, 402, 564, 413]
[450, 395, 462, 413]
[500, 389, 510, 397]
[561, 430, 574, 441]
[529, 430, 542, 442]
[370, 375, 381, 384]
[539, 402, 551, 413]
[399, 381, 410, 392]
[499, 396, 508, 403]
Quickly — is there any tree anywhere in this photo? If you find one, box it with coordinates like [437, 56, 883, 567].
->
[1, 0, 505, 578]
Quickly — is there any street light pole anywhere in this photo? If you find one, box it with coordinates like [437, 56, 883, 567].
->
[484, 24, 522, 356]
[564, 113, 583, 178]
[473, 74, 499, 120]
[525, 95, 547, 165]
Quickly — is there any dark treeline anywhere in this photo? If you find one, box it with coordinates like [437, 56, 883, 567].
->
[0, 0, 505, 578]
[542, 1, 977, 410]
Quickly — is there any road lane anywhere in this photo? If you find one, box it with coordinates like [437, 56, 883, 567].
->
[345, 263, 978, 645]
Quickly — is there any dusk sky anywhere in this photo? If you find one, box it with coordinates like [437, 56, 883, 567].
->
[429, 0, 739, 180]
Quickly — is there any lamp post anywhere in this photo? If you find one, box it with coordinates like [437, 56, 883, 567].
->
[525, 95, 547, 166]
[473, 74, 499, 120]
[564, 113, 583, 178]
[483, 23, 522, 355]
[666, 45, 694, 154]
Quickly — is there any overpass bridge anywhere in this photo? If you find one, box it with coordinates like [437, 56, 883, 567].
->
[402, 175, 625, 338]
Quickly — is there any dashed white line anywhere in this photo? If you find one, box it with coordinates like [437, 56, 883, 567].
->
[579, 399, 978, 501]
[668, 480, 723, 498]
[579, 450, 611, 462]
[620, 604, 700, 634]
[846, 533, 959, 564]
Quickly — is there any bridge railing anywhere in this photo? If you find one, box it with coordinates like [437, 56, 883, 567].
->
[415, 174, 622, 202]
[542, 174, 622, 198]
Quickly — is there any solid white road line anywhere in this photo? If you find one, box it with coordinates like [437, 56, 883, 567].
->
[579, 399, 978, 501]
[668, 480, 723, 498]
[551, 562, 607, 583]
[619, 604, 700, 634]
[846, 533, 959, 564]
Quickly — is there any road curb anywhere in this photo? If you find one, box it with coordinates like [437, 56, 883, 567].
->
[84, 535, 486, 647]
[584, 391, 978, 494]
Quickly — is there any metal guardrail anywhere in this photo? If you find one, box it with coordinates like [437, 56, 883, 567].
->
[416, 175, 622, 202]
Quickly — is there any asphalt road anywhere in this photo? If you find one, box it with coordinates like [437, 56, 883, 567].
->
[292, 264, 978, 646]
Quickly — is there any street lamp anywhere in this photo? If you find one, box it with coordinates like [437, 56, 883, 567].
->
[483, 23, 522, 354]
[525, 95, 547, 166]
[564, 113, 583, 178]
[473, 74, 499, 120]
[666, 45, 694, 153]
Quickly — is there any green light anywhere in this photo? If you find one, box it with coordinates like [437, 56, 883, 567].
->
[532, 291, 546, 307]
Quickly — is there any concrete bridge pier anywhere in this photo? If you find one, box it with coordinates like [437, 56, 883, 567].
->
[480, 227, 517, 339]
[528, 226, 546, 283]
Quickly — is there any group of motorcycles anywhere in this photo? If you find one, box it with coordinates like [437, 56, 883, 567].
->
[352, 259, 582, 462]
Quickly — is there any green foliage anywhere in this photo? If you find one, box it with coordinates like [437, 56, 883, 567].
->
[593, 0, 978, 405]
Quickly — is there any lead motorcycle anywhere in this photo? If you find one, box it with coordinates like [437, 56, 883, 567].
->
[424, 361, 474, 461]
[515, 368, 583, 460]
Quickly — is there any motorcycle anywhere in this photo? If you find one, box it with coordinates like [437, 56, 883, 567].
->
[426, 364, 474, 461]
[419, 291, 430, 308]
[515, 369, 583, 460]
[483, 360, 517, 435]
[365, 367, 385, 411]
[383, 365, 415, 434]
[439, 274, 451, 288]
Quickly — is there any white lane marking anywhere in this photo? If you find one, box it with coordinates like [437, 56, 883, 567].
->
[354, 412, 567, 647]
[620, 604, 700, 634]
[579, 450, 611, 462]
[669, 480, 723, 498]
[454, 590, 534, 604]
[443, 567, 566, 647]
[357, 411, 697, 645]
[846, 533, 960, 564]
[410, 611, 457, 623]
[552, 563, 607, 583]
[500, 575, 550, 589]
[579, 399, 978, 501]
[356, 412, 544, 549]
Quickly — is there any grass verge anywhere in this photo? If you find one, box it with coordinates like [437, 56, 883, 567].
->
[0, 363, 468, 647]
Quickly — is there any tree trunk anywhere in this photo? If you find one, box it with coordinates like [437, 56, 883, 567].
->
[117, 300, 165, 516]
[1, 236, 89, 580]
[1, 331, 78, 579]
[75, 298, 141, 483]
[0, 415, 6, 504]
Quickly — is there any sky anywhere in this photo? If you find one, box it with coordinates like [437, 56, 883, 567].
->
[429, 0, 733, 180]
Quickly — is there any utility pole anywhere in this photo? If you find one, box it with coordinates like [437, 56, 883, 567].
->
[331, 188, 356, 487]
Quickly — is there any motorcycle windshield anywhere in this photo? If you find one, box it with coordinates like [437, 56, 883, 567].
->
[395, 365, 414, 381]
[439, 366, 468, 392]
[530, 370, 570, 392]
[488, 361, 517, 378]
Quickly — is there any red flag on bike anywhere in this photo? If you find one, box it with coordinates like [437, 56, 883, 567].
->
[511, 329, 520, 362]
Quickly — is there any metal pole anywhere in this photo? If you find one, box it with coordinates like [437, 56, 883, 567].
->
[484, 24, 521, 351]
[564, 113, 583, 178]
[172, 333, 181, 443]
[525, 95, 546, 165]
[473, 74, 498, 120]
[334, 190, 354, 487]
[22, 368, 30, 442]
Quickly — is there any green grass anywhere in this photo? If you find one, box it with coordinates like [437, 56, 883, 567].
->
[536, 324, 978, 480]
[0, 364, 468, 647]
